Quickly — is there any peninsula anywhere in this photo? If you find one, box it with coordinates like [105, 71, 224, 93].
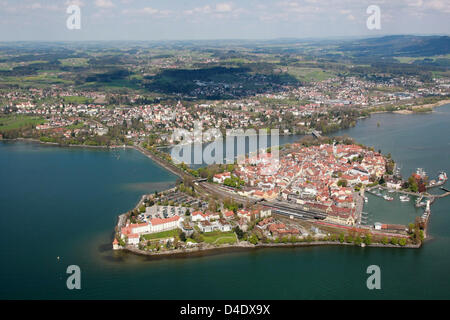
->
[112, 137, 448, 256]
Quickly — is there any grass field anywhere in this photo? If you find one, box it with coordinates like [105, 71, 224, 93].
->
[0, 115, 46, 131]
[142, 229, 180, 241]
[59, 58, 89, 67]
[62, 96, 94, 104]
[287, 67, 336, 82]
[202, 231, 237, 245]
[394, 54, 450, 63]
[65, 122, 85, 130]
[0, 73, 73, 87]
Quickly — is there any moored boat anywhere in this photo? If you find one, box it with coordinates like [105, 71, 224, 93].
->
[400, 195, 410, 202]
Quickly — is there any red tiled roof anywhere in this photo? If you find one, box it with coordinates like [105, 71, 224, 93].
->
[150, 216, 180, 226]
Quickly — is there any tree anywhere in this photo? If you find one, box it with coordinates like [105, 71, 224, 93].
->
[364, 233, 372, 245]
[419, 230, 424, 241]
[179, 232, 187, 242]
[192, 232, 204, 243]
[249, 234, 259, 245]
[234, 226, 244, 240]
[408, 175, 419, 193]
[390, 237, 398, 245]
[337, 179, 348, 187]
[381, 237, 389, 245]
[339, 233, 345, 243]
[399, 238, 407, 246]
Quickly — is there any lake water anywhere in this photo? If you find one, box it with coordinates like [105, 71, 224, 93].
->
[0, 105, 449, 299]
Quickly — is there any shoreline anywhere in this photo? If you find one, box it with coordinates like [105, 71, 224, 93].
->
[114, 182, 421, 258]
[119, 240, 421, 259]
[373, 99, 450, 115]
[0, 137, 134, 149]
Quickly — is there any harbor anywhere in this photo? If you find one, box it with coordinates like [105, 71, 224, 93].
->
[363, 168, 449, 236]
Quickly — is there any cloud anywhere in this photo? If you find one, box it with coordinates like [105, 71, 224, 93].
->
[425, 0, 450, 13]
[95, 0, 115, 8]
[184, 2, 239, 16]
[66, 0, 84, 7]
[408, 0, 423, 7]
[277, 1, 321, 14]
[122, 7, 172, 17]
[21, 2, 60, 11]
[404, 0, 450, 14]
[215, 3, 233, 13]
[184, 5, 211, 15]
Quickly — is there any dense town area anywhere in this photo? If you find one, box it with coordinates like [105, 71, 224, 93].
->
[1, 74, 449, 146]
[1, 37, 450, 147]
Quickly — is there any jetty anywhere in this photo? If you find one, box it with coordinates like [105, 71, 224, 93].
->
[134, 144, 188, 180]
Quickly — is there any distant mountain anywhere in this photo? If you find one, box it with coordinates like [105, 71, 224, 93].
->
[337, 35, 450, 57]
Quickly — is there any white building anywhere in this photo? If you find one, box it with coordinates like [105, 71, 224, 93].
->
[213, 172, 231, 184]
[198, 221, 213, 233]
[127, 234, 140, 245]
[192, 211, 207, 222]
[149, 216, 181, 233]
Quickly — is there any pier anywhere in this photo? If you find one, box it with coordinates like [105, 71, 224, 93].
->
[365, 188, 384, 198]
[311, 130, 322, 139]
[435, 191, 450, 198]
[365, 187, 394, 201]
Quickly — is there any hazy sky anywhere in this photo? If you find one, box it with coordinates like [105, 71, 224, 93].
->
[0, 0, 449, 41]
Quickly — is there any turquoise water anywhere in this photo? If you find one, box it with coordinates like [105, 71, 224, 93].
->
[0, 105, 449, 299]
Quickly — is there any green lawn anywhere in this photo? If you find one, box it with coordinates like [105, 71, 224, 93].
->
[142, 228, 180, 241]
[394, 54, 450, 63]
[0, 115, 46, 131]
[202, 231, 237, 245]
[287, 67, 336, 82]
[65, 122, 85, 130]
